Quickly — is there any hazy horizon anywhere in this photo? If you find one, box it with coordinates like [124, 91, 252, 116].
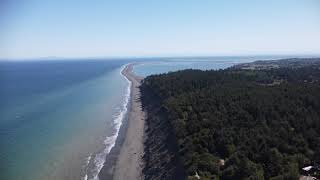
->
[1, 54, 320, 61]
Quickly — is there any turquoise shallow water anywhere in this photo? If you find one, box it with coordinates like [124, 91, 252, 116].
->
[0, 60, 129, 180]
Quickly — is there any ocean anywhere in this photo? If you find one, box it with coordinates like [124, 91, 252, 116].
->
[0, 56, 298, 180]
[132, 56, 291, 76]
[0, 60, 130, 180]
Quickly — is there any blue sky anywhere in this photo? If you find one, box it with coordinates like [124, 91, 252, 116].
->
[0, 0, 319, 59]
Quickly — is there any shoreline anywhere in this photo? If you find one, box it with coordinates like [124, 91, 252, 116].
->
[99, 63, 145, 180]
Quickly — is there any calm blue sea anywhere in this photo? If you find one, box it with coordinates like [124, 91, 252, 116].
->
[133, 56, 294, 76]
[0, 56, 299, 180]
[0, 60, 130, 180]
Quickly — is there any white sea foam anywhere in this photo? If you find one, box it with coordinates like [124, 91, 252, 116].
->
[82, 64, 132, 180]
[81, 154, 92, 180]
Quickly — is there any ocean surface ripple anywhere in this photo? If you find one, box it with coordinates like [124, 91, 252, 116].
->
[82, 65, 131, 180]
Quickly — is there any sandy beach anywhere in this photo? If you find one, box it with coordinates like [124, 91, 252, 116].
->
[112, 64, 145, 180]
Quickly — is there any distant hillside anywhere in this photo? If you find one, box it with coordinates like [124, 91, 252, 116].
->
[233, 58, 320, 70]
[140, 59, 320, 179]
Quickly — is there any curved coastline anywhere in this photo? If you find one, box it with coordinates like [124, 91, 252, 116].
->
[98, 63, 145, 180]
[82, 64, 132, 180]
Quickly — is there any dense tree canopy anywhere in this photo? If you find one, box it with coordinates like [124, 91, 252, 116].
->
[141, 65, 320, 179]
